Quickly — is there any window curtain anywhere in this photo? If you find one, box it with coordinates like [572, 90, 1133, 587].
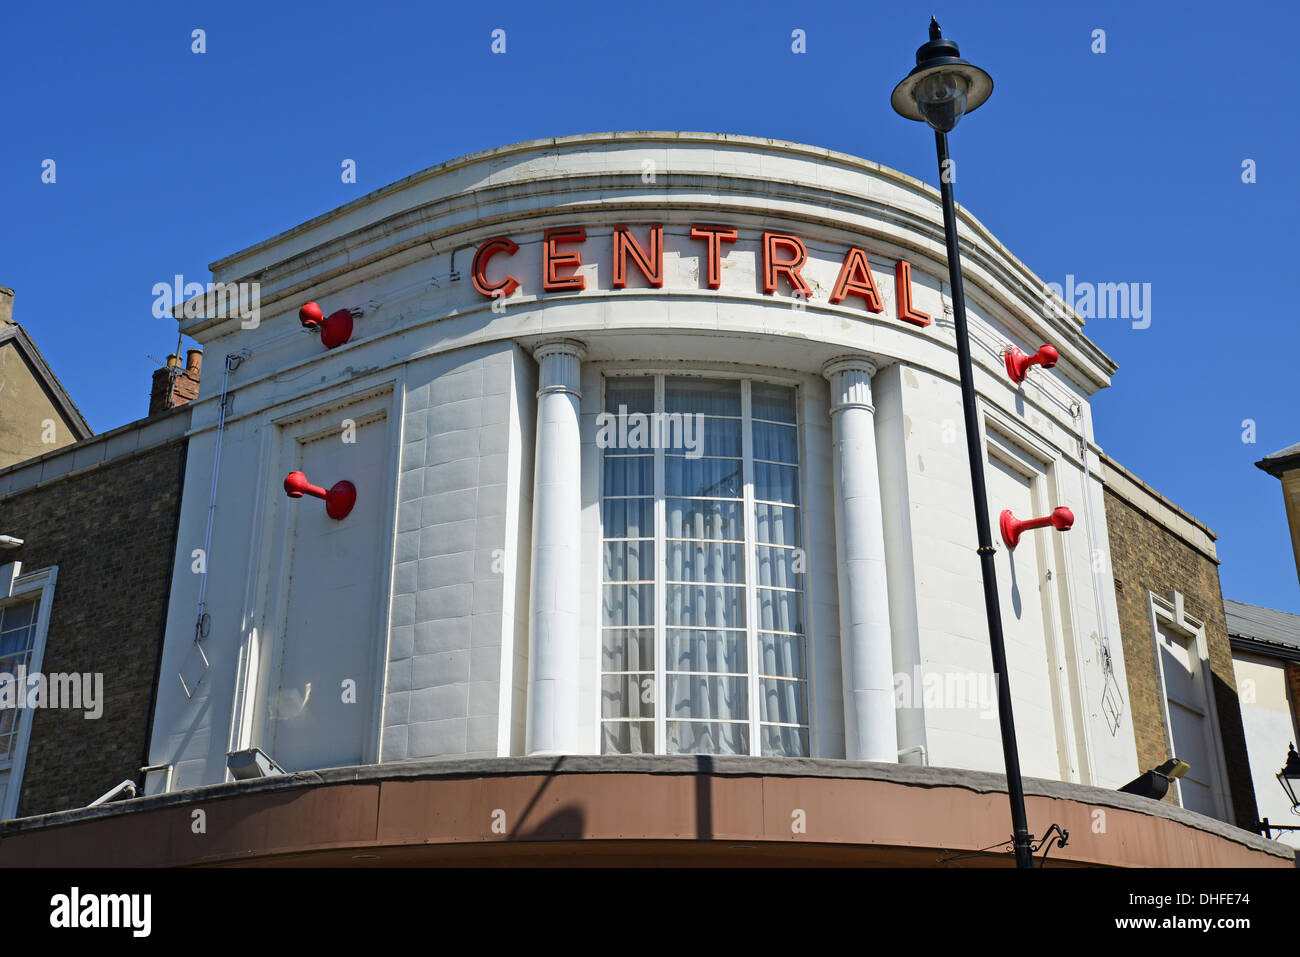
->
[600, 376, 807, 757]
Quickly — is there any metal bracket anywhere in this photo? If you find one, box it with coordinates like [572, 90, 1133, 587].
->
[179, 640, 210, 699]
[1033, 823, 1070, 867]
[936, 822, 1070, 867]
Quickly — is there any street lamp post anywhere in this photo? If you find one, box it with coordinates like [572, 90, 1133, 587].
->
[892, 18, 1036, 869]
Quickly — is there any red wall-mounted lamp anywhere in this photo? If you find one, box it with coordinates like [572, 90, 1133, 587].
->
[1004, 344, 1058, 384]
[1000, 506, 1073, 549]
[298, 302, 362, 350]
[284, 470, 357, 520]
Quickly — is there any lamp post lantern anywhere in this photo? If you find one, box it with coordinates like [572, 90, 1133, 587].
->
[892, 17, 1036, 870]
[1257, 743, 1300, 839]
[1278, 742, 1300, 811]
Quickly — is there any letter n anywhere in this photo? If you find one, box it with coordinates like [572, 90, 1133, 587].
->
[612, 225, 664, 288]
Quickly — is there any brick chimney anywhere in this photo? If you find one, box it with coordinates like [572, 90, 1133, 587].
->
[0, 286, 14, 325]
[149, 348, 203, 415]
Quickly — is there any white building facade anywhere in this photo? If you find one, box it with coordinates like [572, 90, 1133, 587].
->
[1226, 600, 1300, 848]
[144, 132, 1140, 795]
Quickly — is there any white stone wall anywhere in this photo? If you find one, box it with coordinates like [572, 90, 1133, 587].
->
[383, 343, 527, 762]
[1233, 652, 1300, 848]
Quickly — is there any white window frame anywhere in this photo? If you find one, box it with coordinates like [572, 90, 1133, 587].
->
[595, 370, 810, 757]
[0, 562, 58, 821]
[1147, 589, 1234, 823]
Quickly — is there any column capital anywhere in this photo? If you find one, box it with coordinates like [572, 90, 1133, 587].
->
[533, 338, 588, 363]
[822, 355, 880, 414]
[534, 339, 586, 398]
[821, 354, 879, 380]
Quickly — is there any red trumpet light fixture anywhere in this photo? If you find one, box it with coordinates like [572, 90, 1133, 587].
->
[298, 301, 361, 350]
[1000, 506, 1073, 549]
[298, 302, 324, 327]
[1004, 344, 1058, 384]
[283, 470, 357, 520]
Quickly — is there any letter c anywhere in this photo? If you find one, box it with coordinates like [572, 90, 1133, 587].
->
[472, 237, 520, 298]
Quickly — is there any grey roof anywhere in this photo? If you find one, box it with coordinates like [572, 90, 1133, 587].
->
[1225, 599, 1300, 653]
[1256, 441, 1300, 478]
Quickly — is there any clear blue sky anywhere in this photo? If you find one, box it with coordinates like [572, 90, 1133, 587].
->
[2, 0, 1296, 612]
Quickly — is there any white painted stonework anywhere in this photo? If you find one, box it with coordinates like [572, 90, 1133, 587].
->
[1233, 652, 1300, 848]
[144, 132, 1139, 794]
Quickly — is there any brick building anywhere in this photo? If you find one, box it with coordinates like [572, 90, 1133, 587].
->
[1101, 453, 1258, 829]
[0, 329, 200, 819]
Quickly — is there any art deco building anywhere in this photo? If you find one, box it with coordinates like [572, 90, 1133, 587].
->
[0, 134, 1288, 866]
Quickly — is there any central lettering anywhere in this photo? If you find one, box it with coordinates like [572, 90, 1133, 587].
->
[471, 225, 932, 328]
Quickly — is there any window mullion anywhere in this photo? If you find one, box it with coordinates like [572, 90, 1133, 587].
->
[741, 379, 761, 756]
[654, 374, 666, 756]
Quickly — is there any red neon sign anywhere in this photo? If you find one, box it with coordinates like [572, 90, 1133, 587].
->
[689, 225, 738, 290]
[830, 247, 884, 313]
[543, 228, 587, 291]
[471, 226, 934, 330]
[471, 237, 520, 298]
[612, 225, 664, 288]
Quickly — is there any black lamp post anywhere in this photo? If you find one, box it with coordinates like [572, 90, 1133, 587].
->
[892, 18, 1035, 870]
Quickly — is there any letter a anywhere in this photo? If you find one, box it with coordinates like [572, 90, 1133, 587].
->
[829, 248, 883, 312]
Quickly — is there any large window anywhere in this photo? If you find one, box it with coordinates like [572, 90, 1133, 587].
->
[600, 375, 807, 756]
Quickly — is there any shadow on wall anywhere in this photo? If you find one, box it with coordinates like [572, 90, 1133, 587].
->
[695, 755, 713, 840]
[508, 754, 720, 842]
[514, 805, 586, 842]
[509, 756, 586, 842]
[1007, 547, 1023, 619]
[1210, 669, 1260, 830]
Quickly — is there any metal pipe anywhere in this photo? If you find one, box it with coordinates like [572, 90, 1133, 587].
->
[898, 744, 929, 766]
[194, 351, 245, 644]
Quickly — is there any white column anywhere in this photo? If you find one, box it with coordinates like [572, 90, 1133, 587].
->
[526, 339, 586, 755]
[823, 357, 898, 763]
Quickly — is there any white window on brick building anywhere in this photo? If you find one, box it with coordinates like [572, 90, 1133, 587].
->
[1149, 590, 1233, 822]
[0, 563, 57, 819]
[599, 375, 807, 757]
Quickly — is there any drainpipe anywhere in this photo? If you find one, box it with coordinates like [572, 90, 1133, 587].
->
[898, 745, 929, 766]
